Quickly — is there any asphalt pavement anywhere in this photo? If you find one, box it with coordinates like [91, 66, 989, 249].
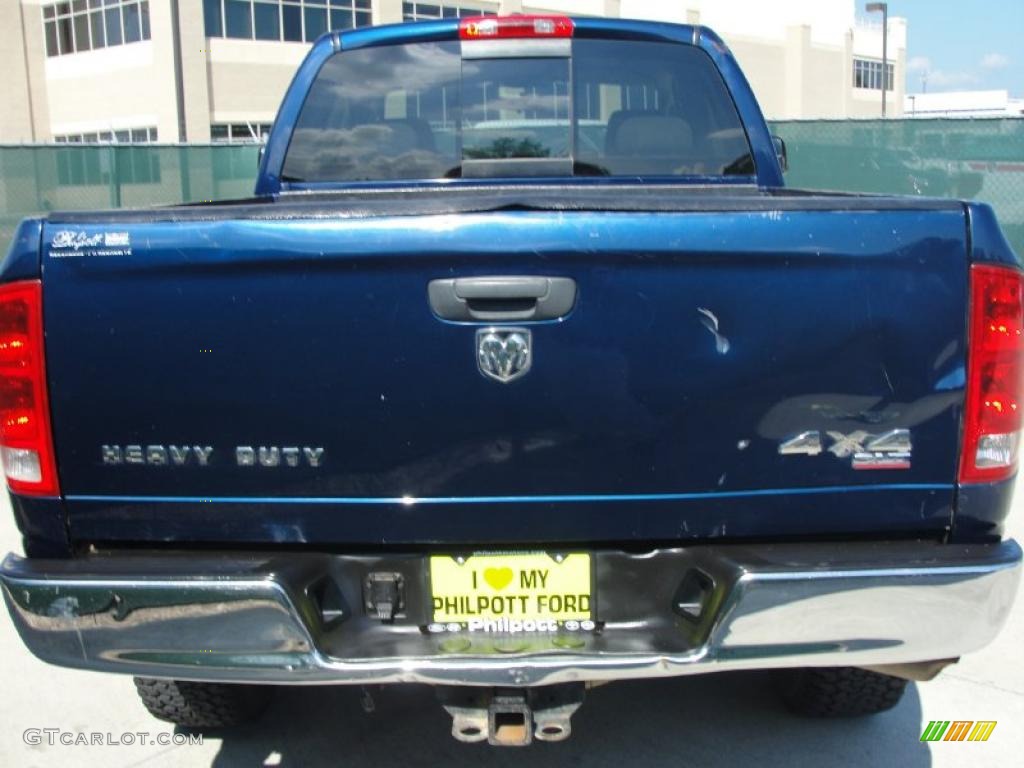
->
[0, 491, 1021, 767]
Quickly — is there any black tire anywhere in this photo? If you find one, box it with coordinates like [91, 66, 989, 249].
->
[133, 678, 272, 729]
[778, 667, 908, 717]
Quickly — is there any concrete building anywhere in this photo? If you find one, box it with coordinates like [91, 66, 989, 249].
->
[0, 0, 906, 144]
[620, 0, 906, 120]
[904, 90, 1024, 119]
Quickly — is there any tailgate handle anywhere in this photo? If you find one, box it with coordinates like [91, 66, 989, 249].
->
[428, 277, 576, 321]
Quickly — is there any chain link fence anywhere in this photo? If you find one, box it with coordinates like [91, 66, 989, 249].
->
[1, 117, 1022, 256]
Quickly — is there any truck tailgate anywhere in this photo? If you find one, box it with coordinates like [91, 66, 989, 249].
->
[41, 196, 968, 545]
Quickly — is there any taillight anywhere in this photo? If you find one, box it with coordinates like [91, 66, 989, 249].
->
[959, 264, 1024, 484]
[0, 280, 59, 496]
[459, 15, 574, 40]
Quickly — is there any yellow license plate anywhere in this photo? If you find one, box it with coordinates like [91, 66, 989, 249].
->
[430, 553, 592, 629]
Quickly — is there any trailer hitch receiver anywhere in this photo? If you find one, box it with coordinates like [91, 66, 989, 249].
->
[439, 683, 584, 746]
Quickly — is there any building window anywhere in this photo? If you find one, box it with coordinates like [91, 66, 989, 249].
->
[225, 0, 253, 38]
[202, 0, 372, 42]
[42, 1, 151, 57]
[210, 123, 272, 143]
[402, 2, 497, 20]
[53, 127, 158, 143]
[254, 1, 280, 39]
[853, 58, 894, 91]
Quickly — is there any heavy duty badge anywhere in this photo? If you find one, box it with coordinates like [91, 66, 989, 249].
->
[101, 445, 325, 467]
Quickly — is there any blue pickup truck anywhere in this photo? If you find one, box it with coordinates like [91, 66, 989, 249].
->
[1, 15, 1021, 745]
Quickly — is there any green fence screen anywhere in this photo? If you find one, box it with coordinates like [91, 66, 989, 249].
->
[0, 144, 260, 251]
[2, 117, 1022, 256]
[771, 118, 1024, 256]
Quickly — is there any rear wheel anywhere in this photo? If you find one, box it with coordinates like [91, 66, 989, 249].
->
[133, 678, 272, 729]
[778, 667, 908, 717]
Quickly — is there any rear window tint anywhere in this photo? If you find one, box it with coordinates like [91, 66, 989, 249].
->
[282, 38, 753, 182]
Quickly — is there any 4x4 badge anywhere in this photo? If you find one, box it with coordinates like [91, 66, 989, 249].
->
[778, 429, 912, 470]
[477, 328, 531, 383]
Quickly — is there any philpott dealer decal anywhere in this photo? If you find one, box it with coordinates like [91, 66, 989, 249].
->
[50, 229, 132, 257]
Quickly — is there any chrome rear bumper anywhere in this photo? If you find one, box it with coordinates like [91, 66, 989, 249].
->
[2, 540, 1020, 687]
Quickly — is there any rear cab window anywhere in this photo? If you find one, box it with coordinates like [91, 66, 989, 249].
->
[282, 38, 754, 183]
